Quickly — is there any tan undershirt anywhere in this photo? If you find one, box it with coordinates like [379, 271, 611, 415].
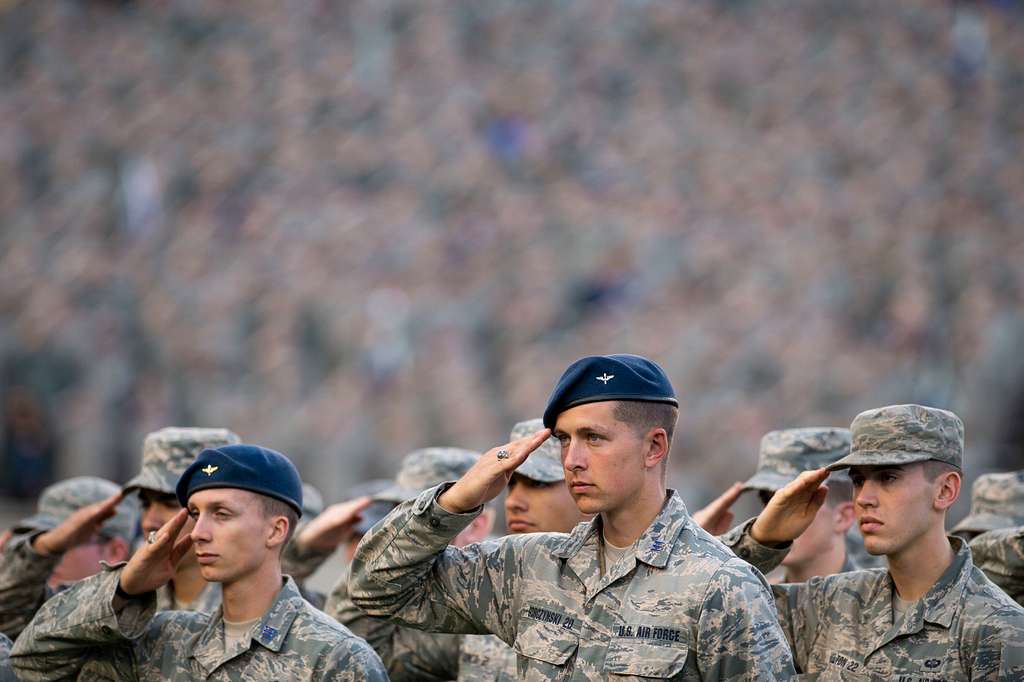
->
[892, 592, 917, 623]
[601, 531, 634, 573]
[223, 616, 260, 650]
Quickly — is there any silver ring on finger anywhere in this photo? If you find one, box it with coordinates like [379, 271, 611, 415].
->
[496, 449, 511, 460]
[147, 530, 158, 545]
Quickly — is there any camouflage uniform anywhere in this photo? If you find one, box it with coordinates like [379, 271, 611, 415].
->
[326, 447, 481, 682]
[951, 471, 1024, 538]
[970, 526, 1024, 606]
[124, 427, 241, 614]
[0, 476, 139, 639]
[0, 632, 16, 682]
[10, 566, 387, 681]
[759, 405, 1024, 679]
[457, 419, 562, 682]
[349, 483, 796, 681]
[742, 427, 875, 573]
[284, 482, 329, 609]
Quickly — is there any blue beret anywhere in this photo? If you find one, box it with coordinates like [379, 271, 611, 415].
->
[176, 444, 304, 517]
[542, 354, 678, 428]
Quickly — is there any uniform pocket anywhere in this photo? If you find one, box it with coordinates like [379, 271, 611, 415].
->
[603, 640, 690, 679]
[513, 619, 579, 666]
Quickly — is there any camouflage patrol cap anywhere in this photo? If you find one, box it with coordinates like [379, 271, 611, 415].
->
[826, 404, 964, 472]
[742, 428, 851, 493]
[951, 471, 1024, 536]
[375, 447, 481, 503]
[123, 427, 241, 495]
[510, 418, 564, 483]
[13, 476, 139, 542]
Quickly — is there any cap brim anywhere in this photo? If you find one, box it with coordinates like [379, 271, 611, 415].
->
[740, 471, 793, 493]
[122, 467, 177, 495]
[372, 485, 420, 505]
[951, 512, 1021, 536]
[825, 451, 935, 472]
[514, 460, 565, 484]
[10, 513, 60, 535]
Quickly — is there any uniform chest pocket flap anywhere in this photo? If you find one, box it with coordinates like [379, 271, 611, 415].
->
[514, 618, 579, 666]
[604, 640, 690, 679]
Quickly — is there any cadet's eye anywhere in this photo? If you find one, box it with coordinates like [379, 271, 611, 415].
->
[586, 433, 601, 444]
[187, 509, 199, 519]
[557, 435, 569, 447]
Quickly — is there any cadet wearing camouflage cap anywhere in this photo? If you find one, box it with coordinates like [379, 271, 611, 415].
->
[0, 476, 138, 639]
[743, 428, 867, 581]
[12, 444, 387, 681]
[740, 404, 1024, 678]
[326, 447, 487, 682]
[125, 426, 240, 614]
[970, 526, 1024, 606]
[951, 471, 1024, 539]
[351, 354, 798, 679]
[458, 419, 588, 682]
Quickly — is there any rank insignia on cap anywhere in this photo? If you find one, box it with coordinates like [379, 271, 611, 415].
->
[596, 373, 615, 384]
[201, 465, 218, 476]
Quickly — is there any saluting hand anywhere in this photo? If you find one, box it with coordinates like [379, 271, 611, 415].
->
[438, 428, 552, 514]
[117, 508, 194, 598]
[33, 491, 124, 556]
[294, 496, 372, 553]
[692, 482, 744, 536]
[750, 468, 829, 546]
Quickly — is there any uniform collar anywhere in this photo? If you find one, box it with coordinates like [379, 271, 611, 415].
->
[865, 536, 972, 655]
[191, 576, 304, 674]
[550, 490, 691, 569]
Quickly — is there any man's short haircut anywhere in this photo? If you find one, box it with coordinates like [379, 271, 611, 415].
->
[613, 401, 678, 444]
[825, 478, 853, 506]
[258, 495, 299, 548]
[922, 460, 962, 481]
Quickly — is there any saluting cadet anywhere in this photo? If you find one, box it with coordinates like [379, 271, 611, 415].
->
[11, 444, 387, 681]
[457, 418, 589, 682]
[740, 404, 1024, 679]
[123, 426, 241, 614]
[324, 447, 491, 682]
[350, 354, 797, 680]
[0, 476, 137, 639]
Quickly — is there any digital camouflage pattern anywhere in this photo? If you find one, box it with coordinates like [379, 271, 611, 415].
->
[951, 471, 1024, 536]
[509, 418, 564, 483]
[0, 531, 63, 640]
[327, 566, 460, 681]
[124, 427, 242, 495]
[827, 404, 964, 472]
[12, 476, 139, 541]
[0, 631, 15, 682]
[349, 483, 797, 680]
[458, 633, 517, 682]
[10, 567, 387, 681]
[771, 537, 1024, 679]
[970, 526, 1024, 606]
[375, 447, 481, 503]
[742, 428, 851, 493]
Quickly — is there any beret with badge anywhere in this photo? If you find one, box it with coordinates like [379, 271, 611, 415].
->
[542, 354, 678, 429]
[176, 444, 304, 517]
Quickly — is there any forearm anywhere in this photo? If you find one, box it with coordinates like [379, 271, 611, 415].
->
[0, 532, 60, 640]
[717, 517, 791, 576]
[281, 536, 334, 580]
[10, 567, 154, 681]
[348, 483, 489, 633]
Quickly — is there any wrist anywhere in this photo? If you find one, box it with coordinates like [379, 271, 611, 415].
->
[31, 532, 58, 556]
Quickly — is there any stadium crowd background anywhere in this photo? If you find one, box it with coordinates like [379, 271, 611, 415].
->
[1, 0, 1023, 532]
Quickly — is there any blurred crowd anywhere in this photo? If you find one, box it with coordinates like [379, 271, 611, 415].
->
[1, 0, 1023, 510]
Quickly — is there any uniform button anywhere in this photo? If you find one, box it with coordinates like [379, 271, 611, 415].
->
[101, 626, 113, 635]
[429, 518, 440, 528]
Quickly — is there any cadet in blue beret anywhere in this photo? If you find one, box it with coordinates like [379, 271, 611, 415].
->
[12, 444, 387, 680]
[349, 354, 805, 679]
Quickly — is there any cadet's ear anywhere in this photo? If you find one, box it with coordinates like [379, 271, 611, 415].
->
[832, 501, 855, 534]
[102, 536, 131, 563]
[266, 515, 290, 550]
[933, 470, 961, 512]
[453, 508, 495, 547]
[643, 427, 669, 471]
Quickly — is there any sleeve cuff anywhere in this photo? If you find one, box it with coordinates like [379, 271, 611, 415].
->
[719, 517, 791, 574]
